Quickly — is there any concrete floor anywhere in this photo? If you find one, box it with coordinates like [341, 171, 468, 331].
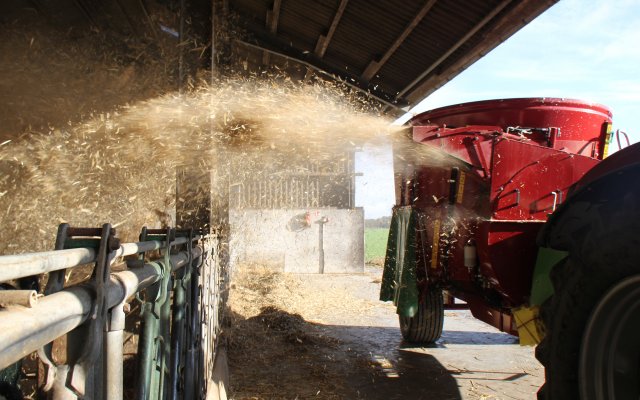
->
[301, 267, 543, 400]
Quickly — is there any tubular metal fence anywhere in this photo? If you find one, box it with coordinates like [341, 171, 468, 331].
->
[0, 223, 228, 400]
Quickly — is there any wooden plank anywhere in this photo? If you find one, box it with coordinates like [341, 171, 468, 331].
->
[262, 0, 283, 65]
[397, 0, 511, 98]
[267, 0, 282, 33]
[361, 0, 437, 81]
[314, 0, 349, 58]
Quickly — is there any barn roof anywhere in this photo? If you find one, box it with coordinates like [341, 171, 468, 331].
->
[229, 0, 558, 112]
[1, 0, 558, 113]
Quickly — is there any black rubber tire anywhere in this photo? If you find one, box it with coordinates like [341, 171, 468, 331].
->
[399, 288, 444, 343]
[536, 185, 640, 399]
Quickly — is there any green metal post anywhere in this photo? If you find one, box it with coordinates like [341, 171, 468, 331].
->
[169, 269, 187, 400]
[135, 262, 163, 400]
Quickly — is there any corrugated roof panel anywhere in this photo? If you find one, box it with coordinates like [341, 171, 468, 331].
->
[0, 0, 556, 109]
[434, 0, 516, 74]
[373, 0, 505, 93]
[232, 0, 270, 22]
[323, 0, 425, 73]
[229, 0, 557, 108]
[277, 0, 338, 52]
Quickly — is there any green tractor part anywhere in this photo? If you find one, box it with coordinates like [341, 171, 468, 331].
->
[380, 206, 420, 318]
[513, 246, 568, 345]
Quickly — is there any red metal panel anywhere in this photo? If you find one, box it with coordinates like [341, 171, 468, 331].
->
[412, 97, 612, 157]
[411, 166, 450, 282]
[490, 139, 601, 220]
[411, 162, 491, 283]
[475, 220, 543, 306]
[468, 297, 517, 335]
[412, 125, 498, 173]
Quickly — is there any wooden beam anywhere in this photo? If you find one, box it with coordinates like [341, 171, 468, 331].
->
[262, 0, 282, 65]
[314, 0, 348, 58]
[361, 0, 437, 81]
[266, 0, 282, 33]
[397, 0, 511, 99]
[234, 38, 408, 112]
[401, 0, 558, 106]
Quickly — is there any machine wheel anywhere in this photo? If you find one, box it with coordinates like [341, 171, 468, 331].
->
[536, 188, 640, 399]
[580, 275, 640, 399]
[399, 288, 443, 343]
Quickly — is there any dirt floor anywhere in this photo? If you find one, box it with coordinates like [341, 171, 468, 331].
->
[225, 265, 543, 400]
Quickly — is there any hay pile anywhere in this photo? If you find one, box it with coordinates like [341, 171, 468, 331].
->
[226, 265, 378, 400]
[0, 15, 182, 141]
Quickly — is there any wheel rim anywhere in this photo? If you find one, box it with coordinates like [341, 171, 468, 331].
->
[580, 275, 640, 400]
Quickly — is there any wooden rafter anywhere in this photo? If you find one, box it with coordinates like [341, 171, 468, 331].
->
[399, 0, 556, 105]
[314, 0, 348, 58]
[361, 0, 437, 81]
[262, 0, 282, 65]
[235, 37, 408, 111]
[397, 0, 511, 99]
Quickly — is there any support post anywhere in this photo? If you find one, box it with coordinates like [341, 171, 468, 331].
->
[176, 160, 229, 398]
[316, 216, 329, 274]
[105, 304, 126, 400]
[169, 267, 187, 400]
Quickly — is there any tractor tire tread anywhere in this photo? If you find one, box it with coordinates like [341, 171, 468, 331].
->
[399, 289, 443, 344]
[536, 183, 640, 399]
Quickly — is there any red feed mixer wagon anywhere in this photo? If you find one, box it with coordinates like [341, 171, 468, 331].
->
[381, 97, 640, 399]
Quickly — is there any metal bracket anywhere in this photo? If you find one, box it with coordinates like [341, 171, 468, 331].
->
[134, 227, 176, 400]
[39, 224, 120, 399]
[551, 190, 563, 212]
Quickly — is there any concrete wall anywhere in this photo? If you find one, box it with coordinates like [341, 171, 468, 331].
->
[230, 208, 364, 273]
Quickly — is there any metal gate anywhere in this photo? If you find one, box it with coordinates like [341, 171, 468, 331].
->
[0, 223, 228, 400]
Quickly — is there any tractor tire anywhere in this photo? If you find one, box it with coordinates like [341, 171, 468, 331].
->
[536, 185, 640, 400]
[399, 288, 443, 343]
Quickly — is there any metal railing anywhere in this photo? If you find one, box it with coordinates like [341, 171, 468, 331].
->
[0, 223, 228, 400]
